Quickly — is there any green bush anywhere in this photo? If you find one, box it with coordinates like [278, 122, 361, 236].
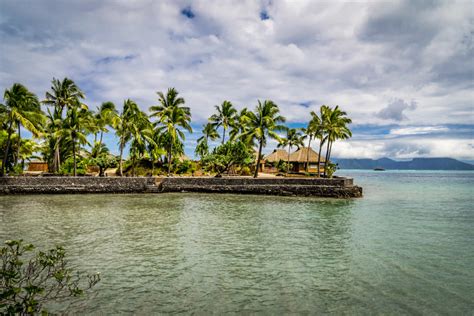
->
[0, 239, 100, 315]
[59, 157, 88, 175]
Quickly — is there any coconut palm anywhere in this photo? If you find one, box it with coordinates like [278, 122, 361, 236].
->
[94, 101, 116, 146]
[195, 123, 219, 158]
[0, 83, 44, 176]
[43, 78, 85, 172]
[56, 104, 91, 176]
[277, 128, 304, 174]
[241, 100, 286, 178]
[129, 111, 154, 177]
[149, 88, 192, 176]
[229, 107, 252, 144]
[322, 105, 352, 177]
[112, 99, 143, 176]
[209, 100, 237, 144]
[302, 110, 325, 173]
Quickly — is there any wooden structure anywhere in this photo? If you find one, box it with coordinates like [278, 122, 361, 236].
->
[260, 149, 287, 172]
[288, 147, 325, 173]
[27, 161, 48, 172]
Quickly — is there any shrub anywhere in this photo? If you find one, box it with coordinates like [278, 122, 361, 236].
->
[0, 239, 100, 315]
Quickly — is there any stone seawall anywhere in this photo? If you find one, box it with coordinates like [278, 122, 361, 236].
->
[0, 176, 362, 198]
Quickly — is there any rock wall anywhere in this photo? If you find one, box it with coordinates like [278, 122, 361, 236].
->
[0, 177, 155, 194]
[0, 176, 362, 198]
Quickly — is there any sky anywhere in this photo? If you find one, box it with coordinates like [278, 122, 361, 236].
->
[1, 0, 473, 161]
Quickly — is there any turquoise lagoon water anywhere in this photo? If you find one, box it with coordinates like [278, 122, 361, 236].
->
[0, 170, 473, 314]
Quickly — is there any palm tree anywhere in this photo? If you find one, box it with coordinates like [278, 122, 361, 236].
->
[195, 123, 219, 158]
[278, 128, 304, 174]
[229, 107, 250, 143]
[1, 83, 44, 176]
[322, 105, 352, 177]
[302, 110, 325, 173]
[149, 88, 192, 176]
[43, 78, 85, 172]
[56, 104, 91, 176]
[112, 99, 142, 176]
[241, 100, 286, 178]
[94, 101, 116, 146]
[129, 111, 154, 177]
[209, 100, 237, 144]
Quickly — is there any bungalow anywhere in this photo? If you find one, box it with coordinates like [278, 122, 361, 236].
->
[260, 147, 325, 174]
[288, 147, 325, 173]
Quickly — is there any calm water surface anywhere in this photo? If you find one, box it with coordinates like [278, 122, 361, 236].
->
[1, 170, 473, 314]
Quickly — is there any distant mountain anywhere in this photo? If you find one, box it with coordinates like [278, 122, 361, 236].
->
[332, 157, 474, 170]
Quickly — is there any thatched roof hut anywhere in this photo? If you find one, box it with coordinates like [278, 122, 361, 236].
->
[288, 147, 325, 163]
[264, 149, 288, 162]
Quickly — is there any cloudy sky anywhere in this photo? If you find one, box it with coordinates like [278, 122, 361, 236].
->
[1, 0, 473, 160]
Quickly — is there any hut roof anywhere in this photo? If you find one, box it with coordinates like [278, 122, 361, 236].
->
[288, 147, 325, 163]
[264, 149, 288, 163]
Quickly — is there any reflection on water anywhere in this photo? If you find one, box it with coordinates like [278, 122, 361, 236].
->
[1, 171, 473, 314]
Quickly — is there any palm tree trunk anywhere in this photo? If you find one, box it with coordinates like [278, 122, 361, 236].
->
[94, 133, 97, 143]
[54, 138, 61, 173]
[222, 128, 226, 144]
[99, 131, 104, 146]
[328, 142, 334, 165]
[317, 138, 323, 177]
[1, 120, 14, 176]
[151, 160, 155, 175]
[132, 155, 135, 177]
[305, 136, 312, 172]
[118, 139, 124, 177]
[287, 144, 291, 175]
[72, 137, 77, 177]
[15, 125, 21, 168]
[253, 139, 263, 178]
[167, 142, 173, 176]
[324, 139, 331, 177]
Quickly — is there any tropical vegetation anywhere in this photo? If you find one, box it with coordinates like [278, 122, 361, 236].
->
[0, 79, 352, 178]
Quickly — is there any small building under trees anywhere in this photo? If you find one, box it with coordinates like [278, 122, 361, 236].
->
[260, 147, 325, 174]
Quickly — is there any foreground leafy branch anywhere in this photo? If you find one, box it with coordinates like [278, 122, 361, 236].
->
[0, 239, 100, 315]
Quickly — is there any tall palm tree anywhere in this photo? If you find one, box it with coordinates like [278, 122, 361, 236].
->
[43, 78, 85, 172]
[149, 88, 192, 176]
[56, 104, 91, 176]
[302, 110, 325, 173]
[241, 100, 286, 178]
[112, 99, 142, 177]
[195, 123, 219, 158]
[0, 83, 44, 176]
[129, 111, 154, 177]
[322, 105, 352, 177]
[278, 128, 304, 174]
[209, 100, 237, 144]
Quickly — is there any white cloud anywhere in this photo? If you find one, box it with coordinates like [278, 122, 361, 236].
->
[389, 126, 449, 136]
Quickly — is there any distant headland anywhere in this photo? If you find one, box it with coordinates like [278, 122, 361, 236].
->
[333, 157, 474, 170]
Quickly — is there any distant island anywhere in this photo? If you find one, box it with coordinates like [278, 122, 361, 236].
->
[333, 157, 474, 170]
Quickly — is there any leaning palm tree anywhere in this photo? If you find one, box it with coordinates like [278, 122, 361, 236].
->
[278, 128, 304, 174]
[149, 88, 192, 176]
[322, 105, 352, 177]
[241, 100, 286, 178]
[1, 83, 44, 176]
[209, 100, 237, 144]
